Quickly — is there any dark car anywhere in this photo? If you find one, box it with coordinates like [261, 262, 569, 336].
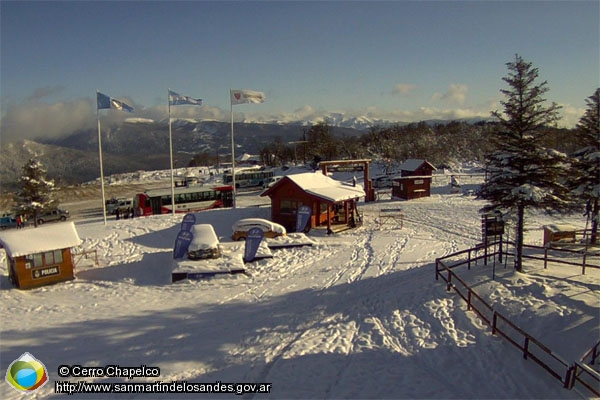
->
[0, 216, 18, 230]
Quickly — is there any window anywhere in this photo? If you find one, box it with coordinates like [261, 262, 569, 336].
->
[280, 200, 303, 215]
[414, 179, 424, 185]
[53, 250, 63, 264]
[44, 251, 55, 265]
[25, 254, 44, 268]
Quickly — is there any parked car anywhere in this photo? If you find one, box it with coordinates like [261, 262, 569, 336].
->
[0, 216, 18, 230]
[187, 224, 221, 260]
[37, 209, 69, 225]
[262, 176, 283, 189]
[106, 198, 133, 215]
[232, 218, 287, 241]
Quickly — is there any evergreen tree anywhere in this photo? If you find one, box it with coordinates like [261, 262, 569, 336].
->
[479, 55, 570, 271]
[571, 88, 600, 243]
[14, 158, 57, 227]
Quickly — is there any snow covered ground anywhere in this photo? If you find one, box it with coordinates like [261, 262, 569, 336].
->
[1, 167, 598, 399]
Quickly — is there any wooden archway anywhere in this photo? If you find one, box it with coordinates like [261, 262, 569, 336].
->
[319, 159, 375, 201]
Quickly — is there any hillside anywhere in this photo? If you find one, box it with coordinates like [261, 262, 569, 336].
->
[0, 121, 362, 190]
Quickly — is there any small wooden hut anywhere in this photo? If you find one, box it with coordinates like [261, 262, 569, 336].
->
[261, 172, 366, 233]
[392, 159, 437, 200]
[0, 222, 82, 289]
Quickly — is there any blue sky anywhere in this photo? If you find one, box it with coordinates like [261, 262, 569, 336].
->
[1, 1, 598, 141]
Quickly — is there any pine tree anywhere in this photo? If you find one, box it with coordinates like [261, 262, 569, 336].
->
[571, 88, 600, 244]
[479, 55, 570, 271]
[14, 158, 57, 227]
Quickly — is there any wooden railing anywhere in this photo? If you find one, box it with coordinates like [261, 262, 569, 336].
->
[435, 241, 600, 396]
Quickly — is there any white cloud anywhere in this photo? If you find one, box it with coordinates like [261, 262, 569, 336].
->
[432, 84, 469, 105]
[1, 99, 96, 143]
[558, 104, 585, 129]
[392, 84, 416, 96]
[1, 88, 581, 144]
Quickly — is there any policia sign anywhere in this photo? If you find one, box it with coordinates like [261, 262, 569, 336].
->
[32, 266, 60, 279]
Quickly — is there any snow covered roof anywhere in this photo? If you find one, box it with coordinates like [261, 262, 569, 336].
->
[399, 159, 437, 172]
[0, 222, 82, 258]
[262, 172, 365, 203]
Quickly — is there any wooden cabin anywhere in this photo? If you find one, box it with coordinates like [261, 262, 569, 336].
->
[0, 222, 82, 289]
[261, 172, 366, 233]
[392, 159, 437, 200]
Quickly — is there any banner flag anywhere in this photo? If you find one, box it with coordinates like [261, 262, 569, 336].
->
[169, 90, 203, 106]
[230, 89, 265, 105]
[180, 213, 197, 232]
[295, 205, 312, 233]
[173, 230, 194, 259]
[243, 227, 264, 262]
[97, 92, 134, 112]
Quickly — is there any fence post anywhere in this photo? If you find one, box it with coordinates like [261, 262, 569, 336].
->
[544, 247, 548, 269]
[467, 290, 472, 311]
[498, 238, 503, 263]
[564, 365, 575, 389]
[435, 259, 439, 281]
[523, 337, 530, 360]
[447, 269, 452, 291]
[492, 312, 497, 335]
[468, 249, 471, 270]
[582, 252, 587, 275]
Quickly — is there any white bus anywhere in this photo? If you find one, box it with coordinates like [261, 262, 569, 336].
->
[223, 167, 274, 189]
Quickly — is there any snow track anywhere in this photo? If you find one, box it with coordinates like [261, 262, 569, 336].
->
[1, 176, 590, 399]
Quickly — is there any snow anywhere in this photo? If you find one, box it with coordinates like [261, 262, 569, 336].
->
[0, 222, 81, 258]
[1, 168, 598, 399]
[268, 172, 366, 202]
[398, 159, 436, 172]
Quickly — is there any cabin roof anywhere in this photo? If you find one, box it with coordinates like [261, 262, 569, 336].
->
[399, 159, 437, 172]
[261, 172, 365, 203]
[0, 222, 82, 258]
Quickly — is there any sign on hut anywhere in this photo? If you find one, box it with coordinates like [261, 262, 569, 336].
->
[0, 222, 82, 289]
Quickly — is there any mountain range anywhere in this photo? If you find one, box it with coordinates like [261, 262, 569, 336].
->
[0, 116, 490, 191]
[0, 120, 363, 190]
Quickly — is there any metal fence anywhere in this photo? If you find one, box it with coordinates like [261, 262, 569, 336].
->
[435, 241, 599, 397]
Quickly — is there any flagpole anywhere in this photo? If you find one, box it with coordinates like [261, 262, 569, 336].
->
[96, 91, 107, 225]
[230, 94, 236, 209]
[168, 89, 176, 216]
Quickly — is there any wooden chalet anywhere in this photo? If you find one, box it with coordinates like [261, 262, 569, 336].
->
[392, 159, 437, 200]
[261, 172, 366, 233]
[0, 222, 82, 289]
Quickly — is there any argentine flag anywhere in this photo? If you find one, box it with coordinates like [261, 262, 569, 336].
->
[97, 92, 134, 112]
[169, 90, 203, 106]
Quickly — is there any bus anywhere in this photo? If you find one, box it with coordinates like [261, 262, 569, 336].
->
[133, 185, 234, 216]
[223, 168, 274, 188]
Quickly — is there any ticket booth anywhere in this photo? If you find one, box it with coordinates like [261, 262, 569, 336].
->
[0, 222, 82, 289]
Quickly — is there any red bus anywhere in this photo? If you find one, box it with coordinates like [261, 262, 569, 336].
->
[134, 185, 233, 216]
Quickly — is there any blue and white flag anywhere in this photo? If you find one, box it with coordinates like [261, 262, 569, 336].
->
[173, 230, 194, 259]
[180, 213, 196, 232]
[296, 205, 312, 233]
[169, 90, 203, 106]
[97, 92, 134, 112]
[243, 227, 264, 263]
